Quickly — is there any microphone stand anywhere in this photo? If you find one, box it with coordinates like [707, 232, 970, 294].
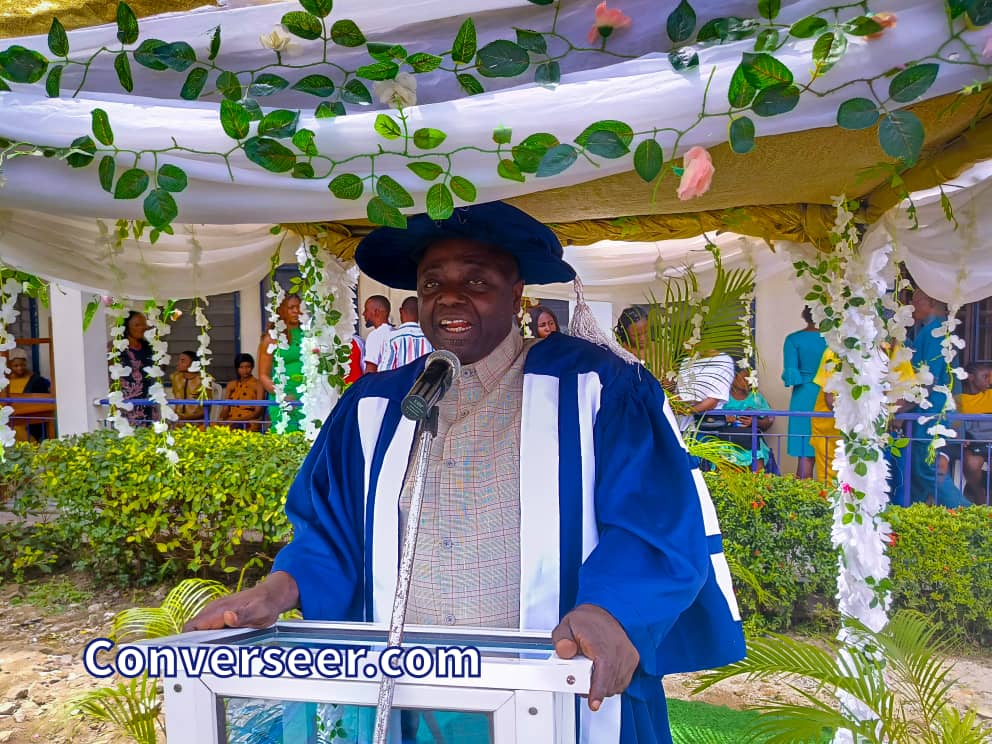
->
[372, 405, 439, 744]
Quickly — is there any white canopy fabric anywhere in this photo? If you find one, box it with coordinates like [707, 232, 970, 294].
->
[0, 0, 981, 225]
[864, 159, 992, 305]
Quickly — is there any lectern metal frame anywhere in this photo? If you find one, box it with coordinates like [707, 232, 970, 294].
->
[149, 621, 591, 744]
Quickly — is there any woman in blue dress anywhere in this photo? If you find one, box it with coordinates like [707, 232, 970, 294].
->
[781, 307, 826, 479]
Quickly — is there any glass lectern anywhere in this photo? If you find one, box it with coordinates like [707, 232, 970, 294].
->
[150, 621, 591, 744]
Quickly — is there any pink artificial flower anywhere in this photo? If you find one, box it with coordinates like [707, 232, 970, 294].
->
[866, 12, 896, 41]
[676, 146, 714, 201]
[100, 295, 114, 306]
[587, 2, 632, 44]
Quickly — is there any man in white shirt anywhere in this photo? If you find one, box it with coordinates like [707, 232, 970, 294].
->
[381, 296, 433, 371]
[675, 352, 735, 431]
[362, 295, 393, 373]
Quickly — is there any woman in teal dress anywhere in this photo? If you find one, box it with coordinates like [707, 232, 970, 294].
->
[722, 368, 774, 470]
[258, 295, 305, 433]
[781, 307, 826, 478]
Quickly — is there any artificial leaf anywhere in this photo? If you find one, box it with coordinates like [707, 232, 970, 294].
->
[258, 109, 300, 139]
[331, 19, 366, 47]
[666, 0, 697, 43]
[315, 101, 346, 118]
[244, 137, 297, 173]
[48, 18, 69, 57]
[515, 29, 547, 54]
[727, 64, 757, 107]
[292, 129, 318, 156]
[754, 28, 779, 52]
[633, 139, 663, 181]
[341, 79, 372, 104]
[208, 26, 221, 60]
[114, 52, 133, 92]
[751, 83, 800, 116]
[536, 143, 577, 177]
[180, 67, 208, 100]
[512, 132, 559, 173]
[696, 17, 758, 43]
[65, 136, 96, 168]
[374, 114, 403, 140]
[249, 73, 290, 97]
[967, 0, 992, 25]
[45, 64, 62, 97]
[376, 174, 415, 208]
[216, 71, 242, 100]
[133, 39, 169, 71]
[281, 11, 323, 40]
[366, 196, 407, 228]
[836, 97, 880, 130]
[114, 168, 150, 199]
[152, 41, 197, 72]
[407, 162, 444, 180]
[300, 0, 333, 18]
[576, 119, 633, 148]
[449, 175, 477, 202]
[0, 46, 49, 84]
[888, 63, 939, 103]
[220, 99, 250, 140]
[241, 98, 263, 122]
[116, 2, 139, 45]
[157, 164, 188, 193]
[844, 16, 884, 35]
[413, 128, 447, 149]
[426, 182, 455, 220]
[328, 173, 364, 199]
[757, 0, 780, 20]
[292, 74, 335, 97]
[91, 109, 114, 146]
[582, 130, 629, 158]
[143, 188, 178, 228]
[292, 162, 315, 179]
[812, 31, 847, 74]
[357, 61, 399, 81]
[669, 48, 699, 70]
[729, 116, 755, 153]
[789, 15, 828, 38]
[878, 110, 924, 165]
[497, 158, 525, 182]
[476, 40, 530, 78]
[535, 61, 560, 86]
[457, 73, 484, 95]
[740, 52, 793, 89]
[98, 156, 116, 193]
[492, 126, 512, 144]
[407, 52, 443, 73]
[452, 19, 477, 64]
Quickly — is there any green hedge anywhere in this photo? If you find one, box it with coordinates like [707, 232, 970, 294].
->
[2, 432, 990, 641]
[0, 427, 305, 585]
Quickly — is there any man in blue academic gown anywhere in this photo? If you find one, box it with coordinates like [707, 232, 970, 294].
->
[190, 201, 745, 743]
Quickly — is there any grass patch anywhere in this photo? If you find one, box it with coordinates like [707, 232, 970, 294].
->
[11, 575, 93, 613]
[670, 699, 761, 743]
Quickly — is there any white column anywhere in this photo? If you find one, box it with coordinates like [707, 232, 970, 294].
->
[49, 286, 108, 436]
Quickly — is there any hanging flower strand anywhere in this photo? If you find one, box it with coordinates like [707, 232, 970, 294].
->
[192, 298, 214, 402]
[105, 300, 136, 437]
[0, 274, 24, 452]
[266, 274, 291, 434]
[144, 302, 179, 464]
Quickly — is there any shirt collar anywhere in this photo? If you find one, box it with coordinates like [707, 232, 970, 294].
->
[464, 328, 524, 394]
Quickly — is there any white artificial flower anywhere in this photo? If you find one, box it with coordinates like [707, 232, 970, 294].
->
[152, 421, 169, 434]
[189, 361, 202, 373]
[260, 26, 293, 53]
[107, 390, 125, 407]
[373, 72, 418, 109]
[108, 363, 131, 380]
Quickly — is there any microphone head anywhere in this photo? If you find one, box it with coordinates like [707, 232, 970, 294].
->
[425, 349, 461, 378]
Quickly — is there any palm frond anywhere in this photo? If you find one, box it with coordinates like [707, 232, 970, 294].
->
[111, 608, 181, 644]
[683, 435, 747, 471]
[161, 578, 230, 629]
[934, 707, 992, 744]
[724, 552, 779, 609]
[69, 674, 162, 744]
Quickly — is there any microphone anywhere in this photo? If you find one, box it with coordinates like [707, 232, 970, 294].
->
[401, 350, 461, 421]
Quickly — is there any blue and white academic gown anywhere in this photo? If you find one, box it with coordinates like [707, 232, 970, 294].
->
[272, 333, 746, 744]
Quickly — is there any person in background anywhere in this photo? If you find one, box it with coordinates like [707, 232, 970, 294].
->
[782, 307, 826, 479]
[362, 295, 393, 373]
[344, 334, 364, 385]
[957, 361, 992, 504]
[258, 294, 304, 433]
[614, 305, 649, 361]
[381, 296, 433, 371]
[528, 304, 560, 339]
[907, 288, 970, 507]
[119, 311, 157, 426]
[675, 350, 736, 433]
[721, 367, 774, 471]
[219, 353, 265, 432]
[3, 347, 51, 442]
[171, 350, 208, 426]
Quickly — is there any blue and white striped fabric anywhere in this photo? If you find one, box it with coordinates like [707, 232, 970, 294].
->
[380, 321, 434, 371]
[273, 333, 745, 744]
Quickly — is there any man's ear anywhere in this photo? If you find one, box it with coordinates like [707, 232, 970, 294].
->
[511, 279, 524, 311]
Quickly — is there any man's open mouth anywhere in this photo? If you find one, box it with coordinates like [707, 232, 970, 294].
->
[438, 319, 473, 334]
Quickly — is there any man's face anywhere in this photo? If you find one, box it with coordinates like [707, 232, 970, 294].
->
[417, 239, 523, 364]
[911, 289, 932, 323]
[362, 300, 377, 328]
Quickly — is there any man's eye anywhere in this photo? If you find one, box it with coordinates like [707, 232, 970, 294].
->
[468, 279, 486, 286]
[422, 280, 438, 290]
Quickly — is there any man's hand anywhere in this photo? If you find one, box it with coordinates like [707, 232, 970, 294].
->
[183, 571, 299, 631]
[552, 604, 639, 712]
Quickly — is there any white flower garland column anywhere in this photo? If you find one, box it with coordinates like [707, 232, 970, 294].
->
[192, 298, 214, 402]
[105, 300, 136, 437]
[265, 275, 290, 434]
[144, 304, 179, 463]
[296, 242, 357, 441]
[0, 275, 24, 451]
[791, 197, 899, 742]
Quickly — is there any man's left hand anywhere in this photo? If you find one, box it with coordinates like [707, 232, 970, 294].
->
[552, 604, 640, 711]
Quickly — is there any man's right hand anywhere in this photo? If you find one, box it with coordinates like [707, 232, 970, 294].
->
[184, 571, 299, 631]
